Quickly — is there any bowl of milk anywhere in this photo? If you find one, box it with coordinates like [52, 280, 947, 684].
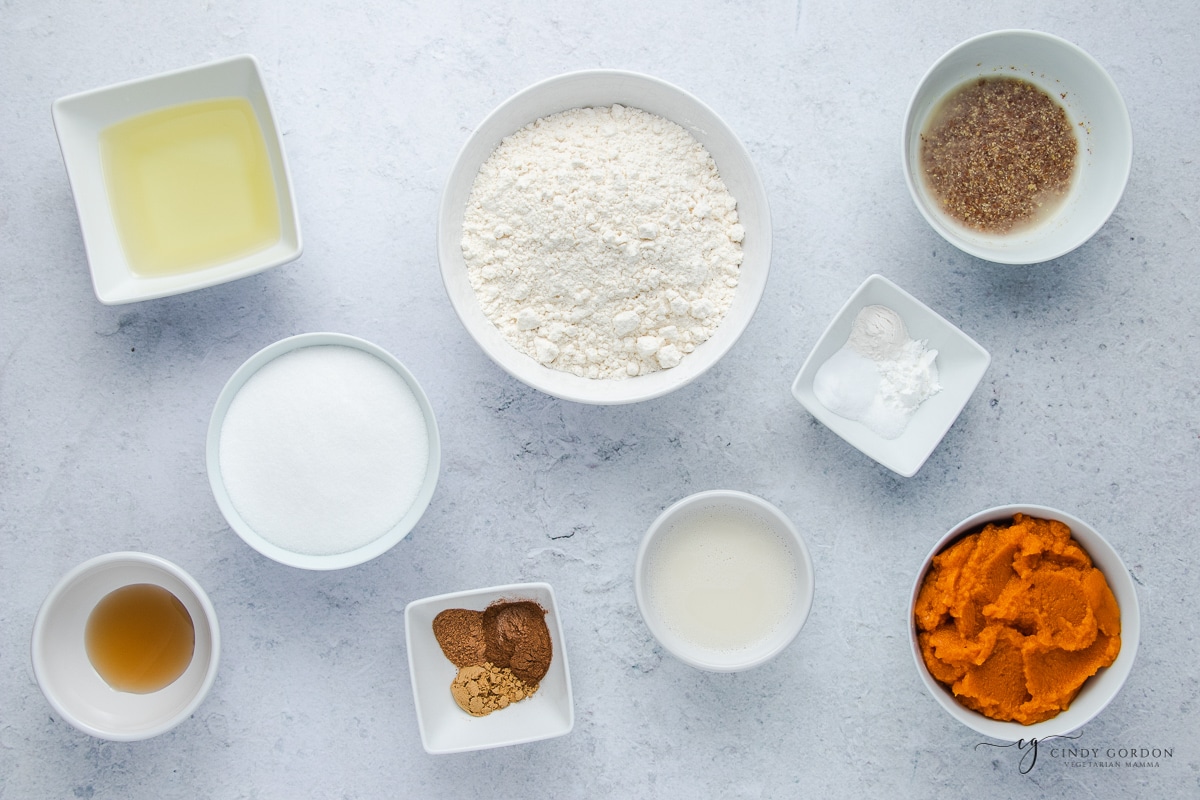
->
[634, 491, 815, 672]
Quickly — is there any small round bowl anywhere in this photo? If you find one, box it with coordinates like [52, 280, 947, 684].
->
[902, 30, 1132, 264]
[207, 333, 441, 570]
[634, 490, 815, 672]
[438, 69, 772, 405]
[908, 504, 1140, 741]
[31, 552, 220, 741]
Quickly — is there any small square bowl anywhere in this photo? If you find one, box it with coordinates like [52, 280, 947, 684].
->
[404, 582, 573, 754]
[791, 274, 990, 477]
[52, 54, 302, 304]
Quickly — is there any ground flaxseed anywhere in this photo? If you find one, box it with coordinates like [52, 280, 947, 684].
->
[920, 76, 1077, 234]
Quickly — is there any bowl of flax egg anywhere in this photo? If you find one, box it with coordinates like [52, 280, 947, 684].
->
[438, 69, 771, 405]
[908, 504, 1140, 741]
[902, 30, 1132, 264]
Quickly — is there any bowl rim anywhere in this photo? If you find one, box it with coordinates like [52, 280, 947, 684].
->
[51, 53, 303, 304]
[436, 68, 772, 405]
[30, 551, 221, 741]
[901, 28, 1132, 265]
[206, 332, 441, 570]
[403, 581, 574, 754]
[634, 489, 815, 672]
[908, 504, 1140, 740]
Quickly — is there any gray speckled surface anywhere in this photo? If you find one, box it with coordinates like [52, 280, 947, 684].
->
[2, 1, 1197, 797]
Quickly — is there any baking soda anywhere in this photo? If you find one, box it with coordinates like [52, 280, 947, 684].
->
[813, 305, 940, 440]
[218, 345, 430, 556]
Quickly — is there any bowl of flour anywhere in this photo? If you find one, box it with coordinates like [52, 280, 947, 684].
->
[439, 70, 771, 405]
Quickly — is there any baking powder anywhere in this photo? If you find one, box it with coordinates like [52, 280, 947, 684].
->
[813, 305, 941, 440]
[462, 104, 743, 379]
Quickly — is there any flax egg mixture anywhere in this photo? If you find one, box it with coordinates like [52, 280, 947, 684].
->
[914, 514, 1121, 725]
[920, 76, 1077, 234]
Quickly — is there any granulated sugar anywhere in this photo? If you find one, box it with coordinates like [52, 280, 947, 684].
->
[218, 345, 429, 556]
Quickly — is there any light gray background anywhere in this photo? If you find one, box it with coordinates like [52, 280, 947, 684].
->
[2, 1, 1196, 797]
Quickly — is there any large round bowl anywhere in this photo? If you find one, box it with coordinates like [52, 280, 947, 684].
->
[31, 552, 221, 741]
[902, 30, 1132, 264]
[909, 504, 1140, 741]
[207, 333, 441, 570]
[438, 70, 772, 405]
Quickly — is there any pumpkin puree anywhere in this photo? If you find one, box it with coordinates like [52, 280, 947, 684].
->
[914, 514, 1121, 725]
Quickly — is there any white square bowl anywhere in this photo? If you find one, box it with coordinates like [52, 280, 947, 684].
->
[791, 274, 990, 477]
[52, 54, 302, 304]
[404, 582, 573, 754]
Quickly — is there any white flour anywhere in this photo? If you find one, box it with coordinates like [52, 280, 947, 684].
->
[462, 104, 743, 379]
[813, 305, 941, 440]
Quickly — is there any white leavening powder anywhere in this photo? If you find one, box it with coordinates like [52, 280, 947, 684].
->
[462, 104, 744, 379]
[813, 305, 941, 440]
[219, 345, 430, 556]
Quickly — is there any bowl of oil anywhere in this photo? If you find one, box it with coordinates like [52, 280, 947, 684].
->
[52, 54, 302, 304]
[31, 552, 220, 740]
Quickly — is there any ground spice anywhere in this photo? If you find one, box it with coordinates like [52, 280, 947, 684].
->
[920, 76, 1077, 234]
[432, 599, 553, 717]
[449, 663, 534, 717]
[431, 608, 486, 668]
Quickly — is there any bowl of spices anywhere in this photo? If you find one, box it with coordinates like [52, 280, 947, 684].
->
[902, 30, 1131, 264]
[909, 505, 1139, 740]
[31, 552, 220, 741]
[635, 490, 815, 672]
[52, 55, 302, 304]
[404, 582, 573, 754]
[792, 274, 990, 477]
[207, 333, 440, 570]
[439, 69, 771, 404]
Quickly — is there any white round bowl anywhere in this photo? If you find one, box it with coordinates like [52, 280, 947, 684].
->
[909, 504, 1140, 741]
[438, 69, 772, 405]
[207, 332, 441, 570]
[634, 490, 815, 672]
[902, 30, 1132, 264]
[31, 552, 220, 741]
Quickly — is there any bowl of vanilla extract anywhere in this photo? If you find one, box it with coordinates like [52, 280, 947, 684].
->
[31, 552, 220, 740]
[902, 29, 1132, 264]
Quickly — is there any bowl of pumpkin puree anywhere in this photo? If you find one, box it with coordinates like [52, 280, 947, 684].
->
[909, 505, 1139, 740]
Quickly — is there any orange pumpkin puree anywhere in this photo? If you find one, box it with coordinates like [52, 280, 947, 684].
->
[914, 514, 1121, 725]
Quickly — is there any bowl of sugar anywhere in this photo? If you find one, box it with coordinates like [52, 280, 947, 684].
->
[634, 490, 815, 672]
[207, 333, 441, 570]
[52, 54, 302, 304]
[439, 69, 771, 405]
[902, 30, 1131, 264]
[31, 552, 220, 741]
